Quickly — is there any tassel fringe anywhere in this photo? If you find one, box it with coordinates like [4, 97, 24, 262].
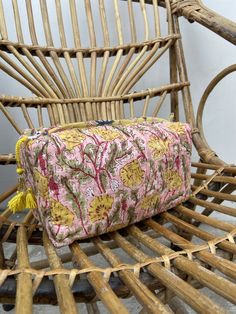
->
[25, 189, 37, 209]
[8, 135, 37, 213]
[8, 189, 36, 213]
[15, 135, 28, 175]
[8, 191, 26, 213]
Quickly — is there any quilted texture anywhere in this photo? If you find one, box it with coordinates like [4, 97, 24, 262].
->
[19, 118, 192, 247]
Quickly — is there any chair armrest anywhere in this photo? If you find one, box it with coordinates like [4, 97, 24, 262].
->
[124, 0, 236, 45]
[195, 64, 236, 162]
[172, 0, 236, 45]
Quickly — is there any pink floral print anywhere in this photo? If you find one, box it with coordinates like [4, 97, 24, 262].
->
[19, 118, 192, 247]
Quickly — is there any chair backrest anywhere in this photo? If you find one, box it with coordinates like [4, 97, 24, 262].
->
[0, 0, 194, 134]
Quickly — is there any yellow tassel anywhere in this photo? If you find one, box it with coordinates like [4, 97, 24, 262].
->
[9, 135, 32, 213]
[8, 191, 26, 213]
[15, 135, 28, 169]
[8, 189, 37, 213]
[25, 189, 37, 209]
[9, 135, 37, 213]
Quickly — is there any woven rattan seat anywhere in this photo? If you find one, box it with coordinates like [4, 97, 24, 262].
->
[0, 1, 236, 313]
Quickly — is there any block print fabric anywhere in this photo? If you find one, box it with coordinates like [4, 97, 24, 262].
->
[19, 118, 192, 247]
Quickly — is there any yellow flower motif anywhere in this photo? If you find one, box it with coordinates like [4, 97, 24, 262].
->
[50, 199, 75, 226]
[148, 137, 170, 159]
[89, 194, 114, 223]
[167, 122, 186, 135]
[140, 193, 160, 210]
[34, 169, 48, 198]
[89, 127, 124, 141]
[58, 129, 86, 150]
[120, 160, 144, 188]
[163, 170, 182, 190]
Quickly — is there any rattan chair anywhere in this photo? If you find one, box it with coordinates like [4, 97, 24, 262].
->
[0, 0, 236, 313]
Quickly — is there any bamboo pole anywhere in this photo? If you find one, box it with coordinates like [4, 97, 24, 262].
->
[111, 231, 224, 314]
[145, 219, 236, 282]
[12, 0, 23, 44]
[0, 185, 18, 204]
[16, 226, 32, 314]
[0, 0, 7, 40]
[43, 232, 78, 314]
[70, 242, 129, 314]
[93, 237, 172, 314]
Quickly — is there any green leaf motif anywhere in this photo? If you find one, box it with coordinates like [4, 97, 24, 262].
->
[127, 206, 135, 223]
[115, 190, 129, 202]
[112, 205, 121, 224]
[105, 142, 132, 175]
[84, 143, 97, 162]
[77, 171, 92, 184]
[99, 171, 108, 190]
[65, 193, 74, 203]
[64, 159, 81, 168]
[130, 190, 139, 202]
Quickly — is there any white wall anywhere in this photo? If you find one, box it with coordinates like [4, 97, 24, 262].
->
[0, 0, 235, 195]
[180, 0, 236, 163]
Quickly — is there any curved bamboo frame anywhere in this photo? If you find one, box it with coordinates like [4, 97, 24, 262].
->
[0, 1, 236, 313]
[197, 64, 236, 153]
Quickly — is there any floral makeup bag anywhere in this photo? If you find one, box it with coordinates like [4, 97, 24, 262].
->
[9, 117, 192, 247]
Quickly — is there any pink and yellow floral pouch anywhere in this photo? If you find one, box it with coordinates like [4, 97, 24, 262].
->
[17, 118, 192, 247]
